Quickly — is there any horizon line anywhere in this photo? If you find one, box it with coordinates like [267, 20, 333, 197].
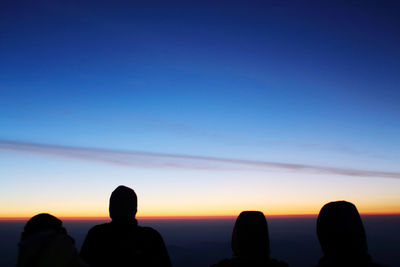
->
[1, 139, 400, 179]
[1, 212, 400, 221]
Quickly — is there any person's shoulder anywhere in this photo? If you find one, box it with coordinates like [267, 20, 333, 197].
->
[314, 261, 386, 267]
[87, 223, 112, 234]
[211, 257, 289, 267]
[315, 259, 387, 267]
[369, 263, 388, 267]
[268, 258, 289, 267]
[210, 258, 233, 267]
[137, 226, 163, 238]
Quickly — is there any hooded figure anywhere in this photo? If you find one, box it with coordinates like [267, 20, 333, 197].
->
[211, 211, 288, 267]
[109, 185, 138, 221]
[316, 201, 386, 267]
[80, 185, 171, 267]
[17, 213, 85, 267]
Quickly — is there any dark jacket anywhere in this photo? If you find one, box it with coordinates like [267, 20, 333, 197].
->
[80, 219, 171, 267]
[17, 213, 86, 267]
[211, 257, 288, 267]
[17, 230, 85, 267]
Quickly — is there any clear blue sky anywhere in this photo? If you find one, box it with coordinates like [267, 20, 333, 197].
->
[1, 0, 400, 217]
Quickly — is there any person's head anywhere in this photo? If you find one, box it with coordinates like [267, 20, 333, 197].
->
[109, 185, 137, 220]
[18, 214, 81, 267]
[231, 211, 270, 258]
[21, 213, 66, 240]
[317, 201, 368, 259]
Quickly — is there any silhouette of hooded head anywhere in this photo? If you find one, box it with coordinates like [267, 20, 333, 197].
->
[231, 211, 270, 259]
[109, 185, 137, 221]
[317, 201, 369, 262]
[17, 213, 83, 267]
[21, 213, 65, 240]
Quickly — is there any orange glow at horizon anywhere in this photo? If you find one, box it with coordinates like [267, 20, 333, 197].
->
[2, 170, 399, 221]
[1, 212, 400, 222]
[1, 205, 399, 220]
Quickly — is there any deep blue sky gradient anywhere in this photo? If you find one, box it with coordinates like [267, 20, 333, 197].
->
[2, 1, 400, 166]
[1, 1, 400, 217]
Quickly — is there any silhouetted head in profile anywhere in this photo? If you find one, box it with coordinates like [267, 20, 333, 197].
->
[109, 185, 137, 221]
[316, 201, 386, 267]
[210, 211, 288, 267]
[17, 213, 84, 267]
[232, 211, 270, 258]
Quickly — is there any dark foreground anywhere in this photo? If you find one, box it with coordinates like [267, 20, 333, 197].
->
[1, 215, 399, 267]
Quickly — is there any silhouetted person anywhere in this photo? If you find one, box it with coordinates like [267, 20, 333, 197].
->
[211, 211, 288, 267]
[17, 213, 85, 267]
[316, 201, 387, 267]
[80, 185, 171, 267]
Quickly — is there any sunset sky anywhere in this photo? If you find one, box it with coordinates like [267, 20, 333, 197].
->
[1, 1, 400, 218]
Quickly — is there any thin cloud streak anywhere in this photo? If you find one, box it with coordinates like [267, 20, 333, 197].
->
[0, 139, 399, 179]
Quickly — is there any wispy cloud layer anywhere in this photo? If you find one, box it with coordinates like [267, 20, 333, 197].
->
[0, 139, 399, 179]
